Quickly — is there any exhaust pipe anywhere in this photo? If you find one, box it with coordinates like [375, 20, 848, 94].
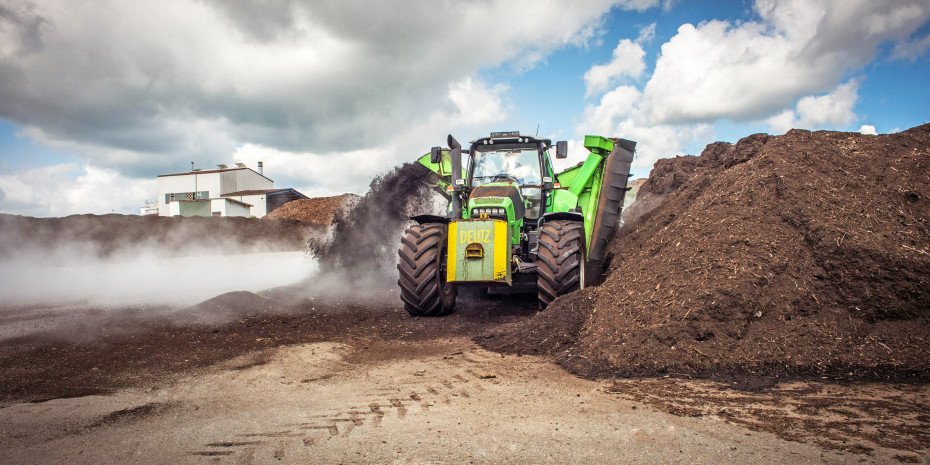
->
[447, 135, 463, 219]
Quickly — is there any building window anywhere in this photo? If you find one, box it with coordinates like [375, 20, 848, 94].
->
[166, 191, 209, 202]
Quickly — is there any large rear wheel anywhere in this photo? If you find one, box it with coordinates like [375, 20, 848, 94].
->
[536, 220, 585, 309]
[397, 223, 456, 316]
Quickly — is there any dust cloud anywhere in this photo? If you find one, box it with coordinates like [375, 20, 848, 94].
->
[0, 214, 323, 308]
[0, 162, 441, 338]
[0, 246, 316, 307]
[304, 162, 444, 296]
[0, 238, 320, 341]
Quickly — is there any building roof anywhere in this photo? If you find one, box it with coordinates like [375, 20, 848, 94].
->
[222, 188, 308, 198]
[157, 167, 273, 183]
[223, 197, 253, 207]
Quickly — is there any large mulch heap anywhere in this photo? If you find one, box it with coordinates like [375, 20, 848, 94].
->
[264, 193, 359, 225]
[0, 214, 320, 257]
[478, 123, 930, 382]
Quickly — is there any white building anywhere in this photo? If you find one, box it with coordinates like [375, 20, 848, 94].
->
[156, 164, 307, 217]
[140, 200, 158, 216]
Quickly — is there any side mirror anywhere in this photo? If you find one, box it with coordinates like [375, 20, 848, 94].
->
[556, 141, 568, 159]
[430, 146, 442, 164]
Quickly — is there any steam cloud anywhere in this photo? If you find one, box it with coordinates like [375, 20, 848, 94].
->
[0, 214, 322, 308]
[0, 247, 316, 307]
[0, 163, 442, 340]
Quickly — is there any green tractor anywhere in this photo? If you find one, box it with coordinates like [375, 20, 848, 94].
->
[397, 131, 635, 315]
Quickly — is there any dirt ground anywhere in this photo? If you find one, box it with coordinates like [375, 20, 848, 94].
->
[1, 287, 927, 464]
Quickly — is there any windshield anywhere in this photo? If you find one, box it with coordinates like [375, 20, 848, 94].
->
[471, 147, 541, 187]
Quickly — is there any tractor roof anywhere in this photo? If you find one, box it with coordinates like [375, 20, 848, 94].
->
[471, 132, 552, 148]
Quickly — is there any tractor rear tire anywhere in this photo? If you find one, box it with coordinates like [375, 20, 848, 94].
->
[536, 220, 585, 309]
[397, 223, 456, 317]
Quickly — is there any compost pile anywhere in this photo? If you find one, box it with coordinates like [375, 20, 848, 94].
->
[0, 214, 319, 258]
[264, 194, 360, 225]
[479, 124, 930, 382]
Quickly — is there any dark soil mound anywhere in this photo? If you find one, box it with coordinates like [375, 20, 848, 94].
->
[479, 124, 930, 382]
[170, 291, 273, 326]
[264, 194, 359, 225]
[0, 214, 320, 258]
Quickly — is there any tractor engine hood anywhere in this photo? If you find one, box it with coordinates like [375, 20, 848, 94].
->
[469, 182, 525, 220]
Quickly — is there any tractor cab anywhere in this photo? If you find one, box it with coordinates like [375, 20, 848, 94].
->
[460, 133, 563, 267]
[467, 133, 548, 220]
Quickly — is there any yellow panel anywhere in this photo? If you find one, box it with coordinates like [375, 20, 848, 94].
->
[493, 219, 507, 280]
[446, 222, 457, 281]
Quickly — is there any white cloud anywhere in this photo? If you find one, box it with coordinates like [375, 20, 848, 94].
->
[447, 78, 510, 127]
[578, 85, 711, 169]
[582, 86, 643, 135]
[794, 79, 860, 127]
[584, 41, 647, 97]
[230, 144, 381, 198]
[578, 0, 929, 176]
[766, 110, 797, 135]
[892, 34, 930, 60]
[0, 0, 675, 216]
[637, 22, 657, 43]
[639, 0, 930, 125]
[583, 22, 655, 98]
[661, 0, 681, 12]
[858, 124, 877, 135]
[0, 0, 630, 177]
[616, 0, 663, 12]
[0, 164, 155, 216]
[614, 120, 713, 169]
[233, 77, 513, 197]
[766, 78, 861, 133]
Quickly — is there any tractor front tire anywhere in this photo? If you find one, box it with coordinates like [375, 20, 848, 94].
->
[537, 220, 585, 309]
[397, 223, 456, 317]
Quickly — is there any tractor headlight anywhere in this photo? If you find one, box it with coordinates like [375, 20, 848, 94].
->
[471, 207, 507, 218]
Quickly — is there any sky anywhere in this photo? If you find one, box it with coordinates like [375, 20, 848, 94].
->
[0, 0, 928, 217]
